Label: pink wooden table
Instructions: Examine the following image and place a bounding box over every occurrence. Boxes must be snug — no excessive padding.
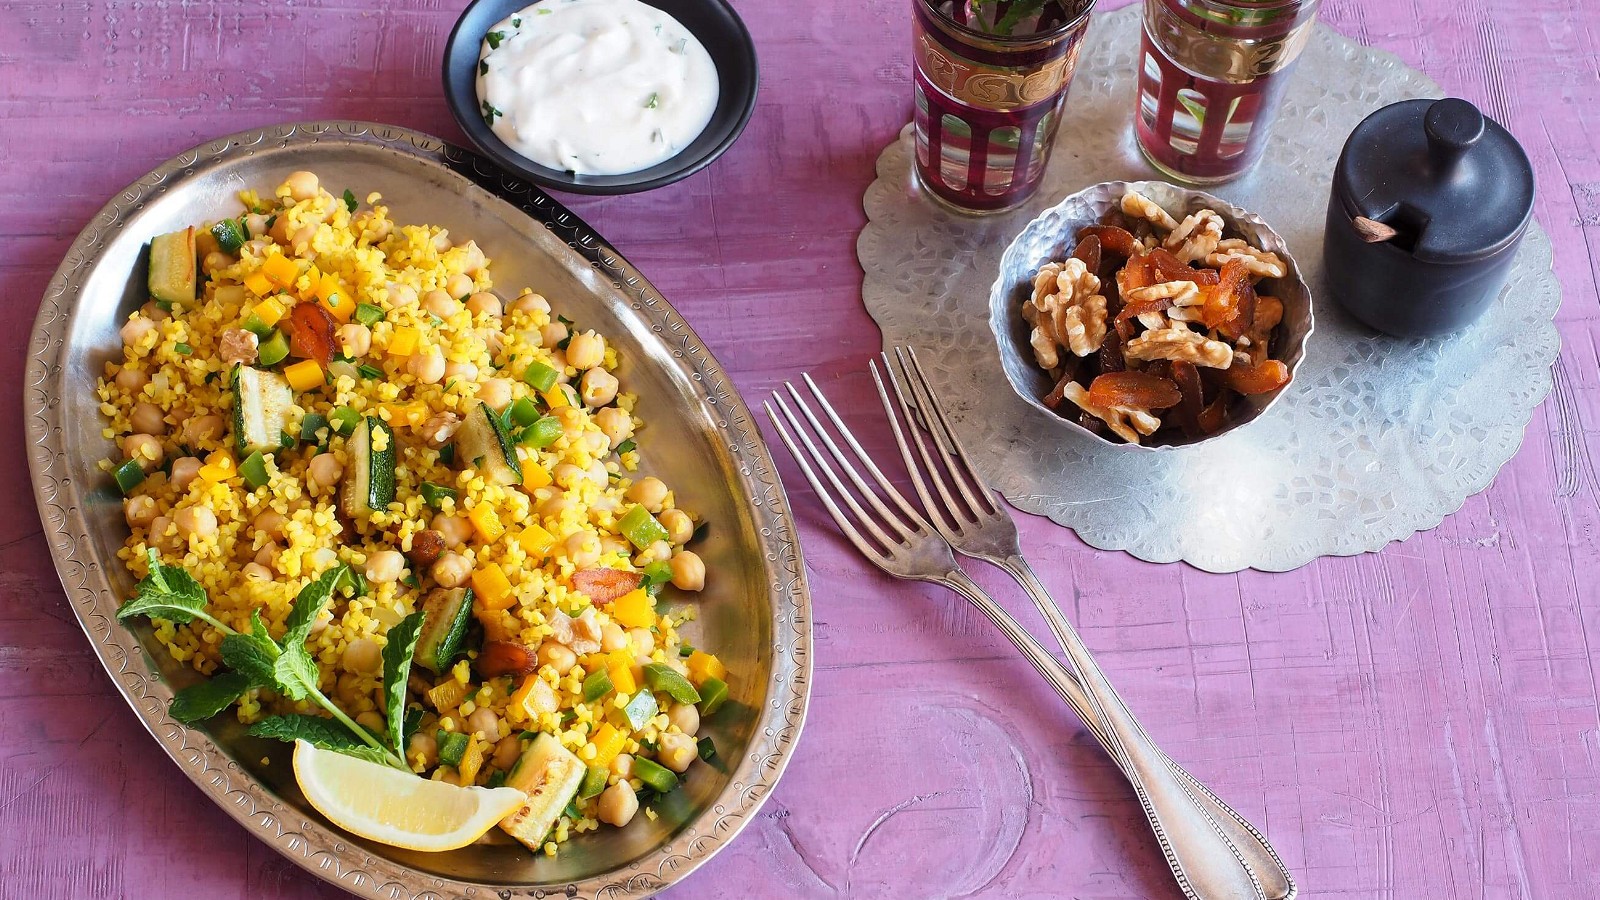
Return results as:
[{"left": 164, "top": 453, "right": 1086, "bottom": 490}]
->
[{"left": 4, "top": 0, "right": 1599, "bottom": 896}]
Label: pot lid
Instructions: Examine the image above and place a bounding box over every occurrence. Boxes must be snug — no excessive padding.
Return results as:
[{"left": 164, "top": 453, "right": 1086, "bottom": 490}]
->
[{"left": 1333, "top": 98, "right": 1533, "bottom": 264}]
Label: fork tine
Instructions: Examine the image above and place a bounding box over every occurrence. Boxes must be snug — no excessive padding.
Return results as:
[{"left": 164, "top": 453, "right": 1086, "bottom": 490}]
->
[
  {"left": 768, "top": 390, "right": 901, "bottom": 554},
  {"left": 763, "top": 401, "right": 893, "bottom": 565},
  {"left": 877, "top": 352, "right": 979, "bottom": 533},
  {"left": 794, "top": 373, "right": 928, "bottom": 531},
  {"left": 868, "top": 356, "right": 961, "bottom": 537},
  {"left": 895, "top": 346, "right": 1000, "bottom": 516}
]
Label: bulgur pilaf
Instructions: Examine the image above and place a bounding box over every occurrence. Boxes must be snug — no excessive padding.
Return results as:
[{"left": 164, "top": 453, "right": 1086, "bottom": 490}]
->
[{"left": 100, "top": 170, "right": 729, "bottom": 852}]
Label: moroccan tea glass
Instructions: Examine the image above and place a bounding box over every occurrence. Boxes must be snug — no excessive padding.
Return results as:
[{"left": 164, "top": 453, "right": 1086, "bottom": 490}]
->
[
  {"left": 1135, "top": 0, "right": 1321, "bottom": 184},
  {"left": 912, "top": 0, "right": 1096, "bottom": 214}
]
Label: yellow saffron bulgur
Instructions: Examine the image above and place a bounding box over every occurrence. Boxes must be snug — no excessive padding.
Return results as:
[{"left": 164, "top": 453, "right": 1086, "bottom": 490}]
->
[{"left": 98, "top": 171, "right": 721, "bottom": 845}]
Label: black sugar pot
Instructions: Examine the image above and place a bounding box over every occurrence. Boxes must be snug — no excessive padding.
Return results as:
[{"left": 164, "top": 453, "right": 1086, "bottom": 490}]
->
[{"left": 1324, "top": 97, "right": 1534, "bottom": 338}]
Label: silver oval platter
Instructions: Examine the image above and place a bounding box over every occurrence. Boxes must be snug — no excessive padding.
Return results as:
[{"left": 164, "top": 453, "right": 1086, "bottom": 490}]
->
[{"left": 23, "top": 121, "right": 811, "bottom": 898}]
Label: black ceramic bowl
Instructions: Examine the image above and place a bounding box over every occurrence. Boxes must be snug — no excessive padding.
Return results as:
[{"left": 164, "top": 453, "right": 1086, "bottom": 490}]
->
[{"left": 442, "top": 0, "right": 758, "bottom": 195}]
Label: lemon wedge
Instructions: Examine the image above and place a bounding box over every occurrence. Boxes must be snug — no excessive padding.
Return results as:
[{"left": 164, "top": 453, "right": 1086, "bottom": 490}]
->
[{"left": 292, "top": 740, "right": 526, "bottom": 852}]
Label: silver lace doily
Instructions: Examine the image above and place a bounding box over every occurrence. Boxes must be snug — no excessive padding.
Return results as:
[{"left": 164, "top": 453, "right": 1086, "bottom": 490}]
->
[{"left": 859, "top": 6, "right": 1562, "bottom": 572}]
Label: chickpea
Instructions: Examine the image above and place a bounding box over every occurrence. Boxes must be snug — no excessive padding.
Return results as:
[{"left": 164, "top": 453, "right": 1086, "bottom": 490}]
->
[
  {"left": 421, "top": 289, "right": 459, "bottom": 320},
  {"left": 537, "top": 641, "right": 578, "bottom": 675},
  {"left": 173, "top": 505, "right": 218, "bottom": 541},
  {"left": 365, "top": 550, "right": 405, "bottom": 583},
  {"left": 269, "top": 214, "right": 293, "bottom": 245},
  {"left": 657, "top": 732, "right": 698, "bottom": 773},
  {"left": 580, "top": 368, "right": 619, "bottom": 407},
  {"left": 253, "top": 545, "right": 277, "bottom": 568},
  {"left": 181, "top": 414, "right": 226, "bottom": 446},
  {"left": 129, "top": 401, "right": 165, "bottom": 435},
  {"left": 120, "top": 316, "right": 157, "bottom": 349},
  {"left": 337, "top": 323, "right": 372, "bottom": 358},
  {"left": 407, "top": 347, "right": 446, "bottom": 385},
  {"left": 459, "top": 240, "right": 486, "bottom": 274},
  {"left": 565, "top": 331, "right": 605, "bottom": 370},
  {"left": 599, "top": 534, "right": 630, "bottom": 557},
  {"left": 341, "top": 637, "right": 381, "bottom": 674},
  {"left": 169, "top": 456, "right": 202, "bottom": 494},
  {"left": 122, "top": 434, "right": 164, "bottom": 471},
  {"left": 638, "top": 540, "right": 672, "bottom": 565},
  {"left": 408, "top": 730, "right": 440, "bottom": 769},
  {"left": 554, "top": 406, "right": 585, "bottom": 439},
  {"left": 244, "top": 213, "right": 271, "bottom": 238},
  {"left": 537, "top": 491, "right": 570, "bottom": 519},
  {"left": 308, "top": 452, "right": 344, "bottom": 487},
  {"left": 565, "top": 531, "right": 601, "bottom": 567},
  {"left": 609, "top": 753, "right": 634, "bottom": 778},
  {"left": 290, "top": 225, "right": 317, "bottom": 255},
  {"left": 478, "top": 378, "right": 513, "bottom": 410},
  {"left": 597, "top": 781, "right": 639, "bottom": 827},
  {"left": 147, "top": 516, "right": 174, "bottom": 549},
  {"left": 243, "top": 562, "right": 274, "bottom": 582},
  {"left": 466, "top": 707, "right": 500, "bottom": 740},
  {"left": 670, "top": 550, "right": 706, "bottom": 592},
  {"left": 431, "top": 514, "right": 472, "bottom": 548},
  {"left": 202, "top": 251, "right": 233, "bottom": 274},
  {"left": 627, "top": 477, "right": 669, "bottom": 513},
  {"left": 586, "top": 460, "right": 608, "bottom": 487},
  {"left": 140, "top": 301, "right": 171, "bottom": 322},
  {"left": 510, "top": 291, "right": 550, "bottom": 316},
  {"left": 432, "top": 551, "right": 472, "bottom": 588},
  {"left": 124, "top": 495, "right": 159, "bottom": 528},
  {"left": 478, "top": 326, "right": 505, "bottom": 360},
  {"left": 444, "top": 273, "right": 474, "bottom": 301},
  {"left": 600, "top": 623, "right": 629, "bottom": 652},
  {"left": 387, "top": 282, "right": 418, "bottom": 307},
  {"left": 284, "top": 170, "right": 320, "bottom": 202},
  {"left": 667, "top": 702, "right": 700, "bottom": 736},
  {"left": 540, "top": 320, "right": 569, "bottom": 349},
  {"left": 552, "top": 463, "right": 589, "bottom": 491},
  {"left": 431, "top": 230, "right": 452, "bottom": 253},
  {"left": 254, "top": 510, "right": 288, "bottom": 542},
  {"left": 465, "top": 292, "right": 502, "bottom": 318},
  {"left": 492, "top": 734, "right": 522, "bottom": 770},
  {"left": 443, "top": 360, "right": 479, "bottom": 383},
  {"left": 595, "top": 407, "right": 635, "bottom": 448},
  {"left": 628, "top": 628, "right": 655, "bottom": 659},
  {"left": 355, "top": 212, "right": 392, "bottom": 242},
  {"left": 115, "top": 366, "right": 150, "bottom": 393},
  {"left": 660, "top": 508, "right": 694, "bottom": 545}
]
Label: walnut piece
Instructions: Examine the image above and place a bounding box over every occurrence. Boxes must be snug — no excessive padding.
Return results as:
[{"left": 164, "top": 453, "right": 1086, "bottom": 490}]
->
[
  {"left": 1126, "top": 280, "right": 1201, "bottom": 307},
  {"left": 218, "top": 328, "right": 259, "bottom": 366},
  {"left": 1124, "top": 326, "right": 1234, "bottom": 369},
  {"left": 1120, "top": 190, "right": 1178, "bottom": 232},
  {"left": 1059, "top": 382, "right": 1162, "bottom": 445},
  {"left": 418, "top": 410, "right": 462, "bottom": 449},
  {"left": 1023, "top": 257, "right": 1106, "bottom": 369},
  {"left": 1164, "top": 209, "right": 1224, "bottom": 264},
  {"left": 1206, "top": 239, "right": 1287, "bottom": 279}
]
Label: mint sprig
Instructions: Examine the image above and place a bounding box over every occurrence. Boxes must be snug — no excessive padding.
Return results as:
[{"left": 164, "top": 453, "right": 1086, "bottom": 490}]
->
[
  {"left": 380, "top": 611, "right": 426, "bottom": 756},
  {"left": 248, "top": 715, "right": 392, "bottom": 766},
  {"left": 169, "top": 672, "right": 252, "bottom": 723}
]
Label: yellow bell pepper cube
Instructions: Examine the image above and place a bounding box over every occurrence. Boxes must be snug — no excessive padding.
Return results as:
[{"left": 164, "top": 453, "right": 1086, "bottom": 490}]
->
[
  {"left": 261, "top": 253, "right": 298, "bottom": 288},
  {"left": 197, "top": 450, "right": 235, "bottom": 483},
  {"left": 471, "top": 562, "right": 514, "bottom": 610},
  {"left": 509, "top": 674, "right": 557, "bottom": 722},
  {"left": 243, "top": 271, "right": 274, "bottom": 298},
  {"left": 517, "top": 524, "right": 557, "bottom": 558},
  {"left": 686, "top": 650, "right": 726, "bottom": 686},
  {"left": 427, "top": 678, "right": 468, "bottom": 711},
  {"left": 283, "top": 359, "right": 325, "bottom": 392},
  {"left": 315, "top": 273, "right": 354, "bottom": 323},
  {"left": 467, "top": 503, "right": 505, "bottom": 543},
  {"left": 387, "top": 325, "right": 419, "bottom": 357},
  {"left": 542, "top": 387, "right": 569, "bottom": 410},
  {"left": 252, "top": 296, "right": 287, "bottom": 327},
  {"left": 297, "top": 266, "right": 322, "bottom": 301},
  {"left": 589, "top": 723, "right": 627, "bottom": 768},
  {"left": 610, "top": 588, "right": 655, "bottom": 629},
  {"left": 603, "top": 650, "right": 641, "bottom": 695},
  {"left": 520, "top": 461, "right": 552, "bottom": 490}
]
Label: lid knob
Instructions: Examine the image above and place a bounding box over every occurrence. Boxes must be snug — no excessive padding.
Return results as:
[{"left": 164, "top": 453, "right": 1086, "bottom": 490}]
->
[{"left": 1423, "top": 98, "right": 1485, "bottom": 171}]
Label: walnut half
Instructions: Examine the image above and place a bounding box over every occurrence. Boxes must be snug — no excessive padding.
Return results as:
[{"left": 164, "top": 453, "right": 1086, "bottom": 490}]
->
[
  {"left": 1023, "top": 257, "right": 1107, "bottom": 369},
  {"left": 1124, "top": 326, "right": 1234, "bottom": 369},
  {"left": 1059, "top": 382, "right": 1162, "bottom": 445}
]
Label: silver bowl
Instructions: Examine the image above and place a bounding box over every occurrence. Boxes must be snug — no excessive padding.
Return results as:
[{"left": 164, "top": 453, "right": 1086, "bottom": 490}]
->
[{"left": 988, "top": 180, "right": 1315, "bottom": 450}]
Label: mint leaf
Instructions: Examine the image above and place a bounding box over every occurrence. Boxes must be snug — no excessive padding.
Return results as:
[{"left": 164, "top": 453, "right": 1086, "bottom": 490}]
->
[
  {"left": 380, "top": 611, "right": 426, "bottom": 754},
  {"left": 273, "top": 644, "right": 321, "bottom": 701},
  {"left": 118, "top": 548, "right": 209, "bottom": 624},
  {"left": 220, "top": 611, "right": 281, "bottom": 689},
  {"left": 168, "top": 672, "right": 251, "bottom": 723},
  {"left": 283, "top": 564, "right": 348, "bottom": 648},
  {"left": 248, "top": 714, "right": 390, "bottom": 765}
]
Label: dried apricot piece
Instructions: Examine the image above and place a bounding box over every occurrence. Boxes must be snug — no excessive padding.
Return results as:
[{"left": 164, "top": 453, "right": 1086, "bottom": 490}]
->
[
  {"left": 1071, "top": 233, "right": 1102, "bottom": 274},
  {"left": 1200, "top": 259, "right": 1250, "bottom": 332},
  {"left": 1222, "top": 359, "right": 1290, "bottom": 395},
  {"left": 286, "top": 300, "right": 337, "bottom": 367},
  {"left": 1088, "top": 372, "right": 1181, "bottom": 410},
  {"left": 1042, "top": 358, "right": 1083, "bottom": 409},
  {"left": 1171, "top": 360, "right": 1204, "bottom": 437},
  {"left": 1077, "top": 224, "right": 1139, "bottom": 258},
  {"left": 1198, "top": 395, "right": 1229, "bottom": 433},
  {"left": 1148, "top": 248, "right": 1220, "bottom": 286},
  {"left": 1116, "top": 252, "right": 1156, "bottom": 300},
  {"left": 1115, "top": 294, "right": 1174, "bottom": 325}
]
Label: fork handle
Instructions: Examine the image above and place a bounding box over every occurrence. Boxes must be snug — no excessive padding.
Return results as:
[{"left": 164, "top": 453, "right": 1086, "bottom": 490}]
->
[
  {"left": 939, "top": 568, "right": 1293, "bottom": 900},
  {"left": 958, "top": 560, "right": 1268, "bottom": 900}
]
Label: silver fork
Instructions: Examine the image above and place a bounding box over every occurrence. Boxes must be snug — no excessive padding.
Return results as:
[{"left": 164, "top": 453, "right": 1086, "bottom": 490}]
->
[
  {"left": 873, "top": 347, "right": 1295, "bottom": 900},
  {"left": 765, "top": 372, "right": 1289, "bottom": 900}
]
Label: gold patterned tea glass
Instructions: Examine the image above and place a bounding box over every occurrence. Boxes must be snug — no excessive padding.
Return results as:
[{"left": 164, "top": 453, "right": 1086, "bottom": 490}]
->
[{"left": 912, "top": 0, "right": 1096, "bottom": 214}]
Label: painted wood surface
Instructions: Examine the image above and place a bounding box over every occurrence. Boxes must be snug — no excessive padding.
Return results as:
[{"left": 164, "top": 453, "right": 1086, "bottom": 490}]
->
[{"left": 3, "top": 0, "right": 1599, "bottom": 897}]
